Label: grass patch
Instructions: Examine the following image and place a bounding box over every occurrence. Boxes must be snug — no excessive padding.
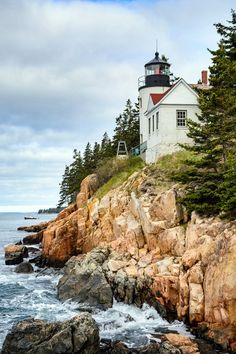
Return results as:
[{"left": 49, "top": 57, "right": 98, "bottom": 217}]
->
[
  {"left": 142, "top": 150, "right": 200, "bottom": 194},
  {"left": 95, "top": 156, "right": 145, "bottom": 200},
  {"left": 149, "top": 150, "right": 199, "bottom": 177}
]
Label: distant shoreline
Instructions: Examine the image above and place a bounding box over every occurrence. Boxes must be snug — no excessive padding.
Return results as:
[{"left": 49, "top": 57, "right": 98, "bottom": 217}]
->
[{"left": 38, "top": 207, "right": 64, "bottom": 214}]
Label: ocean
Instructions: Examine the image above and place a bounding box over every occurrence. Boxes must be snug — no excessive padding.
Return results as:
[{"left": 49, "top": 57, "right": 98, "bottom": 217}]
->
[{"left": 0, "top": 212, "right": 192, "bottom": 349}]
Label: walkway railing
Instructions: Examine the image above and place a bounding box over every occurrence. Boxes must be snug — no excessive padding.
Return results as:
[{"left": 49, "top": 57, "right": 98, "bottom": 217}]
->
[
  {"left": 138, "top": 76, "right": 145, "bottom": 88},
  {"left": 130, "top": 141, "right": 147, "bottom": 156}
]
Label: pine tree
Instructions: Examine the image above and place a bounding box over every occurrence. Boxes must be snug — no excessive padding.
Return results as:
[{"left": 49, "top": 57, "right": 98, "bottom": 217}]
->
[
  {"left": 83, "top": 142, "right": 93, "bottom": 174},
  {"left": 176, "top": 11, "right": 236, "bottom": 218},
  {"left": 113, "top": 99, "right": 139, "bottom": 152},
  {"left": 100, "top": 132, "right": 114, "bottom": 159},
  {"left": 91, "top": 142, "right": 101, "bottom": 169},
  {"left": 68, "top": 149, "right": 85, "bottom": 201},
  {"left": 57, "top": 165, "right": 70, "bottom": 207}
]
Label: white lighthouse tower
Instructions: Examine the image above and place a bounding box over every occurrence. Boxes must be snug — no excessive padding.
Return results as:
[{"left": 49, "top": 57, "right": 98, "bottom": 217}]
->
[{"left": 138, "top": 52, "right": 172, "bottom": 147}]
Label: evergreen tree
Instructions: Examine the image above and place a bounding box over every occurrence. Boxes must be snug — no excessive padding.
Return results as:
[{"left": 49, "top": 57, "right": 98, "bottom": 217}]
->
[
  {"left": 69, "top": 149, "right": 85, "bottom": 201},
  {"left": 176, "top": 11, "right": 236, "bottom": 218},
  {"left": 91, "top": 142, "right": 101, "bottom": 169},
  {"left": 83, "top": 142, "right": 94, "bottom": 174},
  {"left": 113, "top": 99, "right": 139, "bottom": 152},
  {"left": 57, "top": 165, "right": 70, "bottom": 207},
  {"left": 57, "top": 150, "right": 86, "bottom": 206},
  {"left": 100, "top": 132, "right": 114, "bottom": 159}
]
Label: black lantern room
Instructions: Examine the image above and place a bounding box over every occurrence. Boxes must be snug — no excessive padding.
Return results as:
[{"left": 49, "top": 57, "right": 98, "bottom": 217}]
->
[{"left": 139, "top": 52, "right": 171, "bottom": 89}]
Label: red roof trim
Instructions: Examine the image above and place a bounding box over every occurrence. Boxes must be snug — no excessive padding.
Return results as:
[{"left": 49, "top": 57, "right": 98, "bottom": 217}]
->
[
  {"left": 150, "top": 93, "right": 165, "bottom": 105},
  {"left": 150, "top": 84, "right": 176, "bottom": 105}
]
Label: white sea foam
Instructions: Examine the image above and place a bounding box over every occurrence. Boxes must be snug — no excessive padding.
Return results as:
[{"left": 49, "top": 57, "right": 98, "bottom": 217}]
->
[{"left": 93, "top": 300, "right": 193, "bottom": 347}]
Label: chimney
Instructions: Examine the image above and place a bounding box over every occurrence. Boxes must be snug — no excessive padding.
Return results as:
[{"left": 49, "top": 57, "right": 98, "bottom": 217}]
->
[{"left": 201, "top": 70, "right": 208, "bottom": 85}]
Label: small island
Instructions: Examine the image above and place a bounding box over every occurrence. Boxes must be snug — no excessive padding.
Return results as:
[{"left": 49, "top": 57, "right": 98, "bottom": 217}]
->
[{"left": 38, "top": 207, "right": 64, "bottom": 214}]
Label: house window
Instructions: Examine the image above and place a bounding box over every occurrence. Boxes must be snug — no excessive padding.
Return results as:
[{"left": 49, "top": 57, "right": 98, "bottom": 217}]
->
[
  {"left": 148, "top": 118, "right": 151, "bottom": 135},
  {"left": 156, "top": 112, "right": 159, "bottom": 130},
  {"left": 152, "top": 115, "right": 155, "bottom": 132},
  {"left": 177, "top": 110, "right": 187, "bottom": 127}
]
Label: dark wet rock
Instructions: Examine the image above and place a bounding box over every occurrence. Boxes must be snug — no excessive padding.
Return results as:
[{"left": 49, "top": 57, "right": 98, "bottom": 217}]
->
[
  {"left": 58, "top": 248, "right": 113, "bottom": 310},
  {"left": 29, "top": 255, "right": 43, "bottom": 265},
  {"left": 17, "top": 221, "right": 49, "bottom": 233},
  {"left": 35, "top": 267, "right": 64, "bottom": 278},
  {"left": 27, "top": 246, "right": 40, "bottom": 253},
  {"left": 1, "top": 312, "right": 99, "bottom": 354},
  {"left": 98, "top": 340, "right": 161, "bottom": 353},
  {"left": 15, "top": 262, "right": 34, "bottom": 273},
  {"left": 5, "top": 253, "right": 23, "bottom": 265},
  {"left": 23, "top": 231, "right": 43, "bottom": 244},
  {"left": 159, "top": 342, "right": 181, "bottom": 354},
  {"left": 57, "top": 247, "right": 159, "bottom": 314},
  {"left": 4, "top": 245, "right": 28, "bottom": 265},
  {"left": 15, "top": 240, "right": 22, "bottom": 245}
]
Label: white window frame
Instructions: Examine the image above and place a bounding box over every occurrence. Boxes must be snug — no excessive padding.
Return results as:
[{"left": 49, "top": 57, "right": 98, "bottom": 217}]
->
[
  {"left": 176, "top": 110, "right": 187, "bottom": 128},
  {"left": 152, "top": 115, "right": 155, "bottom": 132}
]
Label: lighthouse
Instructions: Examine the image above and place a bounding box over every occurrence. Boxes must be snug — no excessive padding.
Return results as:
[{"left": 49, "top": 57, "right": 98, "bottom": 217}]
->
[
  {"left": 138, "top": 52, "right": 172, "bottom": 146},
  {"left": 138, "top": 52, "right": 200, "bottom": 163}
]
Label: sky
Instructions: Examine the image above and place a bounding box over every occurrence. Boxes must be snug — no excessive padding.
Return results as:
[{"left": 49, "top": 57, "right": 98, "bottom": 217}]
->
[{"left": 0, "top": 0, "right": 234, "bottom": 212}]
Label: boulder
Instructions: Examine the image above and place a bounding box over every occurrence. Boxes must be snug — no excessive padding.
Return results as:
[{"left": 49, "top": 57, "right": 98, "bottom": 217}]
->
[
  {"left": 17, "top": 221, "right": 50, "bottom": 233},
  {"left": 76, "top": 174, "right": 99, "bottom": 209},
  {"left": 161, "top": 333, "right": 200, "bottom": 354},
  {"left": 5, "top": 245, "right": 28, "bottom": 265},
  {"left": 58, "top": 248, "right": 113, "bottom": 309},
  {"left": 107, "top": 260, "right": 128, "bottom": 272},
  {"left": 1, "top": 312, "right": 99, "bottom": 354},
  {"left": 23, "top": 231, "right": 43, "bottom": 245},
  {"left": 15, "top": 262, "right": 34, "bottom": 273},
  {"left": 148, "top": 188, "right": 185, "bottom": 227},
  {"left": 98, "top": 340, "right": 160, "bottom": 353}
]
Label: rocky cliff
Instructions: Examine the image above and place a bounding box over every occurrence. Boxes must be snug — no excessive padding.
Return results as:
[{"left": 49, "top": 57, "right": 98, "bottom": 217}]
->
[{"left": 42, "top": 167, "right": 236, "bottom": 351}]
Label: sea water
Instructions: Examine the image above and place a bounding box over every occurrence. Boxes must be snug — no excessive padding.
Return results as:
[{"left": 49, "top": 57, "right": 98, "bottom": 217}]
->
[{"left": 0, "top": 212, "right": 192, "bottom": 349}]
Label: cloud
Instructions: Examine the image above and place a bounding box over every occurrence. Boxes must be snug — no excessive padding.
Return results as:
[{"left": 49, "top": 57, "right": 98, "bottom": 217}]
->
[{"left": 0, "top": 0, "right": 234, "bottom": 211}]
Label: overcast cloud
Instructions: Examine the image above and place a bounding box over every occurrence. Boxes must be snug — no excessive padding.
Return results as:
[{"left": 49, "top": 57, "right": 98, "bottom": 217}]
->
[{"left": 0, "top": 0, "right": 234, "bottom": 211}]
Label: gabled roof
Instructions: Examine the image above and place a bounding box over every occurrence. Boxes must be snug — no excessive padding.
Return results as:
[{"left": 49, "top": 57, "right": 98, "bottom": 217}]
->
[
  {"left": 147, "top": 78, "right": 198, "bottom": 114},
  {"left": 150, "top": 84, "right": 175, "bottom": 105}
]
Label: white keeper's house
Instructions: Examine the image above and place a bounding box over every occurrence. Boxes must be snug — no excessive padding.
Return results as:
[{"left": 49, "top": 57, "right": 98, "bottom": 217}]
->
[{"left": 137, "top": 51, "right": 208, "bottom": 163}]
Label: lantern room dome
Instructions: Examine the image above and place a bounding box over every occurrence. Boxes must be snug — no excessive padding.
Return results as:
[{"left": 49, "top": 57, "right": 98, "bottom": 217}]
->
[{"left": 144, "top": 52, "right": 170, "bottom": 68}]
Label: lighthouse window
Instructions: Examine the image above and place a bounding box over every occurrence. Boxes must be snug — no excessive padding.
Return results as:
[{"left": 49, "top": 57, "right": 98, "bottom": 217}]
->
[
  {"left": 152, "top": 115, "right": 155, "bottom": 132},
  {"left": 177, "top": 110, "right": 187, "bottom": 127},
  {"left": 156, "top": 112, "right": 159, "bottom": 130},
  {"left": 148, "top": 118, "right": 151, "bottom": 135}
]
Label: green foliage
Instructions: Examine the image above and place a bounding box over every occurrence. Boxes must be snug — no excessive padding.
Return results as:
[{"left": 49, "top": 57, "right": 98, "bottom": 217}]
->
[
  {"left": 58, "top": 99, "right": 140, "bottom": 206},
  {"left": 38, "top": 207, "right": 64, "bottom": 214},
  {"left": 176, "top": 11, "right": 236, "bottom": 218},
  {"left": 113, "top": 99, "right": 139, "bottom": 152},
  {"left": 95, "top": 156, "right": 145, "bottom": 200}
]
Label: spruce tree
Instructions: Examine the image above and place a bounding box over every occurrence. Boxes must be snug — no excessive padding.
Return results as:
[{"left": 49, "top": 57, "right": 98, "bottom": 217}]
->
[
  {"left": 177, "top": 10, "right": 236, "bottom": 218},
  {"left": 57, "top": 165, "right": 70, "bottom": 207},
  {"left": 68, "top": 149, "right": 85, "bottom": 201},
  {"left": 113, "top": 99, "right": 139, "bottom": 152},
  {"left": 83, "top": 142, "right": 94, "bottom": 174},
  {"left": 91, "top": 142, "right": 101, "bottom": 169},
  {"left": 100, "top": 132, "right": 114, "bottom": 159}
]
